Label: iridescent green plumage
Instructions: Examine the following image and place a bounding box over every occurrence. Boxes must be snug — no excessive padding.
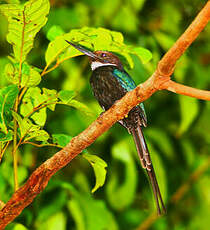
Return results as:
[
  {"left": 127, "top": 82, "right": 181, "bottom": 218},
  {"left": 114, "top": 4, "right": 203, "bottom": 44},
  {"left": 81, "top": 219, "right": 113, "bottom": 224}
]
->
[{"left": 113, "top": 68, "right": 147, "bottom": 119}]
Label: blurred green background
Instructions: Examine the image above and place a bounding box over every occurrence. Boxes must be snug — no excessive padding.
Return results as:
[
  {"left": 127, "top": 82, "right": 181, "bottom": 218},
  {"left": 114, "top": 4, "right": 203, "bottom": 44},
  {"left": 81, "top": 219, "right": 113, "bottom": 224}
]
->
[{"left": 0, "top": 0, "right": 210, "bottom": 229}]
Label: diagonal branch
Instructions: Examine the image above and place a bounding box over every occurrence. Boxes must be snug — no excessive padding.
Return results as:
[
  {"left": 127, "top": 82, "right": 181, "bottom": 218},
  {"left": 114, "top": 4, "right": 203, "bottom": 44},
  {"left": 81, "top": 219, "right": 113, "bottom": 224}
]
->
[{"left": 0, "top": 1, "right": 210, "bottom": 228}]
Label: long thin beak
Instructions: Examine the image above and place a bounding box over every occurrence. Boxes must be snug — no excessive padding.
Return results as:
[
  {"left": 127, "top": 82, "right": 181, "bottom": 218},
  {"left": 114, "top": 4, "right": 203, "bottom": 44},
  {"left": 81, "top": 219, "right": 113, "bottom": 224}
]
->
[{"left": 65, "top": 40, "right": 102, "bottom": 61}]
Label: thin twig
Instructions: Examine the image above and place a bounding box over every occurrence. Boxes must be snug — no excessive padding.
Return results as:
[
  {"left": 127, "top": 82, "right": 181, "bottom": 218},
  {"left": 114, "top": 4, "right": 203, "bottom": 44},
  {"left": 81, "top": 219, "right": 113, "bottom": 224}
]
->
[
  {"left": 163, "top": 80, "right": 210, "bottom": 100},
  {"left": 0, "top": 141, "right": 10, "bottom": 163},
  {"left": 12, "top": 7, "right": 27, "bottom": 192},
  {"left": 13, "top": 99, "right": 19, "bottom": 192},
  {"left": 24, "top": 101, "right": 56, "bottom": 118},
  {"left": 18, "top": 9, "right": 26, "bottom": 88},
  {"left": 41, "top": 60, "right": 59, "bottom": 76},
  {"left": 22, "top": 141, "right": 62, "bottom": 149},
  {"left": 18, "top": 87, "right": 27, "bottom": 102}
]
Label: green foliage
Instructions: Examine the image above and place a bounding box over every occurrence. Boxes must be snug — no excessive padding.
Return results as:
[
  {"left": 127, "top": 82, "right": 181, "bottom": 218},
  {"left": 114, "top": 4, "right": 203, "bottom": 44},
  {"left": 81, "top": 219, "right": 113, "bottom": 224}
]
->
[
  {"left": 6, "top": 223, "right": 28, "bottom": 230},
  {"left": 5, "top": 63, "right": 41, "bottom": 87},
  {"left": 106, "top": 140, "right": 137, "bottom": 210},
  {"left": 12, "top": 111, "right": 49, "bottom": 142},
  {"left": 0, "top": 85, "right": 18, "bottom": 133},
  {"left": 52, "top": 134, "right": 72, "bottom": 147},
  {"left": 0, "top": 0, "right": 210, "bottom": 229},
  {"left": 67, "top": 188, "right": 118, "bottom": 230},
  {"left": 39, "top": 212, "right": 66, "bottom": 230},
  {"left": 0, "top": 130, "right": 13, "bottom": 143},
  {"left": 178, "top": 95, "right": 199, "bottom": 135},
  {"left": 58, "top": 90, "right": 75, "bottom": 103},
  {"left": 46, "top": 25, "right": 65, "bottom": 41},
  {"left": 0, "top": 0, "right": 50, "bottom": 62},
  {"left": 45, "top": 27, "right": 152, "bottom": 70},
  {"left": 82, "top": 152, "right": 107, "bottom": 193}
]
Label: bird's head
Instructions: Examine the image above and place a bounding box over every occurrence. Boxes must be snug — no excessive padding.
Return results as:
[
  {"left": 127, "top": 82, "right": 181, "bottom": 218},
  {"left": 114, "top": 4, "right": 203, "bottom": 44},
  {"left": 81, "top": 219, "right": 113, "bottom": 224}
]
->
[{"left": 66, "top": 40, "right": 123, "bottom": 70}]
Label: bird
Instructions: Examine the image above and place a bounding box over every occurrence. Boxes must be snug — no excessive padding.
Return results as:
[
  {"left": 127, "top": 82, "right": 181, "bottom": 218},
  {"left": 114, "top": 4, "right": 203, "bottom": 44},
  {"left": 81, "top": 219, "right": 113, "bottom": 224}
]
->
[{"left": 66, "top": 40, "right": 166, "bottom": 214}]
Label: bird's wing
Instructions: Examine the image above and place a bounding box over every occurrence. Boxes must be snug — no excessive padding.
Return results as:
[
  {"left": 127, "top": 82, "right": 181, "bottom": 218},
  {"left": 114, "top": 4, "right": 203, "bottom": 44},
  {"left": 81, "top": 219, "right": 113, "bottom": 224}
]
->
[
  {"left": 113, "top": 68, "right": 147, "bottom": 126},
  {"left": 113, "top": 68, "right": 136, "bottom": 91}
]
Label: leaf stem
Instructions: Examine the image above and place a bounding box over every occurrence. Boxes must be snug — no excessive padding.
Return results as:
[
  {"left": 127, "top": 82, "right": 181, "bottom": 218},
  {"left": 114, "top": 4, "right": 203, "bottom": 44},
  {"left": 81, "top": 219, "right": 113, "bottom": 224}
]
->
[
  {"left": 41, "top": 60, "right": 59, "bottom": 76},
  {"left": 22, "top": 141, "right": 62, "bottom": 149},
  {"left": 41, "top": 54, "right": 80, "bottom": 77},
  {"left": 13, "top": 99, "right": 19, "bottom": 191},
  {"left": 18, "top": 9, "right": 26, "bottom": 89},
  {"left": 0, "top": 141, "right": 10, "bottom": 163},
  {"left": 18, "top": 87, "right": 27, "bottom": 102},
  {"left": 11, "top": 7, "right": 27, "bottom": 192},
  {"left": 25, "top": 101, "right": 57, "bottom": 118}
]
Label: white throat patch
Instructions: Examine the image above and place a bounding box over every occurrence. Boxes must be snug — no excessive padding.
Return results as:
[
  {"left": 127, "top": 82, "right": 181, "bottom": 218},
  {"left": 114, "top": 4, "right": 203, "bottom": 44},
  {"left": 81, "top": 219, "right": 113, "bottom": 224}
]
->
[{"left": 91, "top": 62, "right": 117, "bottom": 71}]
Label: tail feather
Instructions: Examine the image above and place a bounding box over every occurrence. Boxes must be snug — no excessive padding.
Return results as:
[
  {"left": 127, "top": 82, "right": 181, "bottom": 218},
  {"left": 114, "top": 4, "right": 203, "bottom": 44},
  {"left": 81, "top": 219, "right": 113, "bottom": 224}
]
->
[{"left": 131, "top": 125, "right": 166, "bottom": 215}]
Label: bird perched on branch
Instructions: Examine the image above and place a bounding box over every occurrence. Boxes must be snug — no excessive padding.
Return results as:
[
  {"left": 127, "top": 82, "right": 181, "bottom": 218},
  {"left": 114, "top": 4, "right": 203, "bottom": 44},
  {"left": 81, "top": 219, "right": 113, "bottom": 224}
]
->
[{"left": 66, "top": 40, "right": 166, "bottom": 214}]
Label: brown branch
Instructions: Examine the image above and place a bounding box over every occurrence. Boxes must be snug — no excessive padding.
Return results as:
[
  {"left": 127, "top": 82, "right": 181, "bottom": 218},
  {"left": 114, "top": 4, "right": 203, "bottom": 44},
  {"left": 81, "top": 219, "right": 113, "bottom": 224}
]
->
[
  {"left": 0, "top": 1, "right": 210, "bottom": 228},
  {"left": 163, "top": 80, "right": 210, "bottom": 100}
]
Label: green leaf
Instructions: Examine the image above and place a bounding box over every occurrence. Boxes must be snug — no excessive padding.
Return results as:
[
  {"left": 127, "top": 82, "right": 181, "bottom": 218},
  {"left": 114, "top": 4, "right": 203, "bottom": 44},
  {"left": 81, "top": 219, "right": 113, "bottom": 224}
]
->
[
  {"left": 20, "top": 87, "right": 47, "bottom": 126},
  {"left": 67, "top": 192, "right": 119, "bottom": 230},
  {"left": 38, "top": 212, "right": 66, "bottom": 230},
  {"left": 145, "top": 128, "right": 174, "bottom": 160},
  {"left": 154, "top": 31, "right": 175, "bottom": 51},
  {"left": 0, "top": 84, "right": 18, "bottom": 133},
  {"left": 0, "top": 130, "right": 13, "bottom": 143},
  {"left": 47, "top": 25, "right": 65, "bottom": 41},
  {"left": 52, "top": 134, "right": 72, "bottom": 147},
  {"left": 0, "top": 0, "right": 50, "bottom": 62},
  {"left": 178, "top": 96, "right": 199, "bottom": 135},
  {"left": 45, "top": 27, "right": 152, "bottom": 70},
  {"left": 26, "top": 129, "right": 49, "bottom": 142},
  {"left": 58, "top": 90, "right": 76, "bottom": 103},
  {"left": 0, "top": 58, "right": 11, "bottom": 87},
  {"left": 42, "top": 88, "right": 58, "bottom": 111},
  {"left": 180, "top": 139, "right": 196, "bottom": 166},
  {"left": 68, "top": 199, "right": 86, "bottom": 230},
  {"left": 82, "top": 153, "right": 107, "bottom": 193},
  {"left": 36, "top": 188, "right": 68, "bottom": 224},
  {"left": 68, "top": 100, "right": 94, "bottom": 116},
  {"left": 5, "top": 63, "right": 41, "bottom": 87},
  {"left": 106, "top": 140, "right": 137, "bottom": 210},
  {"left": 4, "top": 63, "right": 18, "bottom": 85},
  {"left": 12, "top": 111, "right": 29, "bottom": 138},
  {"left": 131, "top": 47, "right": 153, "bottom": 64},
  {"left": 1, "top": 161, "right": 28, "bottom": 187},
  {"left": 18, "top": 165, "right": 28, "bottom": 184},
  {"left": 21, "top": 64, "right": 41, "bottom": 87},
  {"left": 58, "top": 90, "right": 93, "bottom": 116},
  {"left": 13, "top": 223, "right": 28, "bottom": 230},
  {"left": 131, "top": 0, "right": 146, "bottom": 11},
  {"left": 12, "top": 111, "right": 49, "bottom": 142}
]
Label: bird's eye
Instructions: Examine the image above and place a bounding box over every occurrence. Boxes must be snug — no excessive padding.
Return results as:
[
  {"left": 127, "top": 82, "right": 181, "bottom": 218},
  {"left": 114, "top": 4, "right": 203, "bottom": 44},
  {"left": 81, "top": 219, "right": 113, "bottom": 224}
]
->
[{"left": 101, "top": 53, "right": 107, "bottom": 57}]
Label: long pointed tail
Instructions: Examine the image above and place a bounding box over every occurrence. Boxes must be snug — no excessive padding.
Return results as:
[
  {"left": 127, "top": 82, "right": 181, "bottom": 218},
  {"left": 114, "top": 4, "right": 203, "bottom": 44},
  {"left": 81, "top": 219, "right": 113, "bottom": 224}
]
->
[{"left": 131, "top": 125, "right": 166, "bottom": 215}]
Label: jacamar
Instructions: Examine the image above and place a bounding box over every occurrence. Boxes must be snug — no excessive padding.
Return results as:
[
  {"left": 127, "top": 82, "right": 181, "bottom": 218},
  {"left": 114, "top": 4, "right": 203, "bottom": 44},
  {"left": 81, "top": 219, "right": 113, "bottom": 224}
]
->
[{"left": 66, "top": 40, "right": 166, "bottom": 214}]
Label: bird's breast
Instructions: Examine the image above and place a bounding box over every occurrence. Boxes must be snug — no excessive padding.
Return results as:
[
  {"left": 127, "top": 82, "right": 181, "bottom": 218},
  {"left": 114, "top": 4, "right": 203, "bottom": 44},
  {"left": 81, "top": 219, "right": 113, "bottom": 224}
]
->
[{"left": 90, "top": 66, "right": 127, "bottom": 110}]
